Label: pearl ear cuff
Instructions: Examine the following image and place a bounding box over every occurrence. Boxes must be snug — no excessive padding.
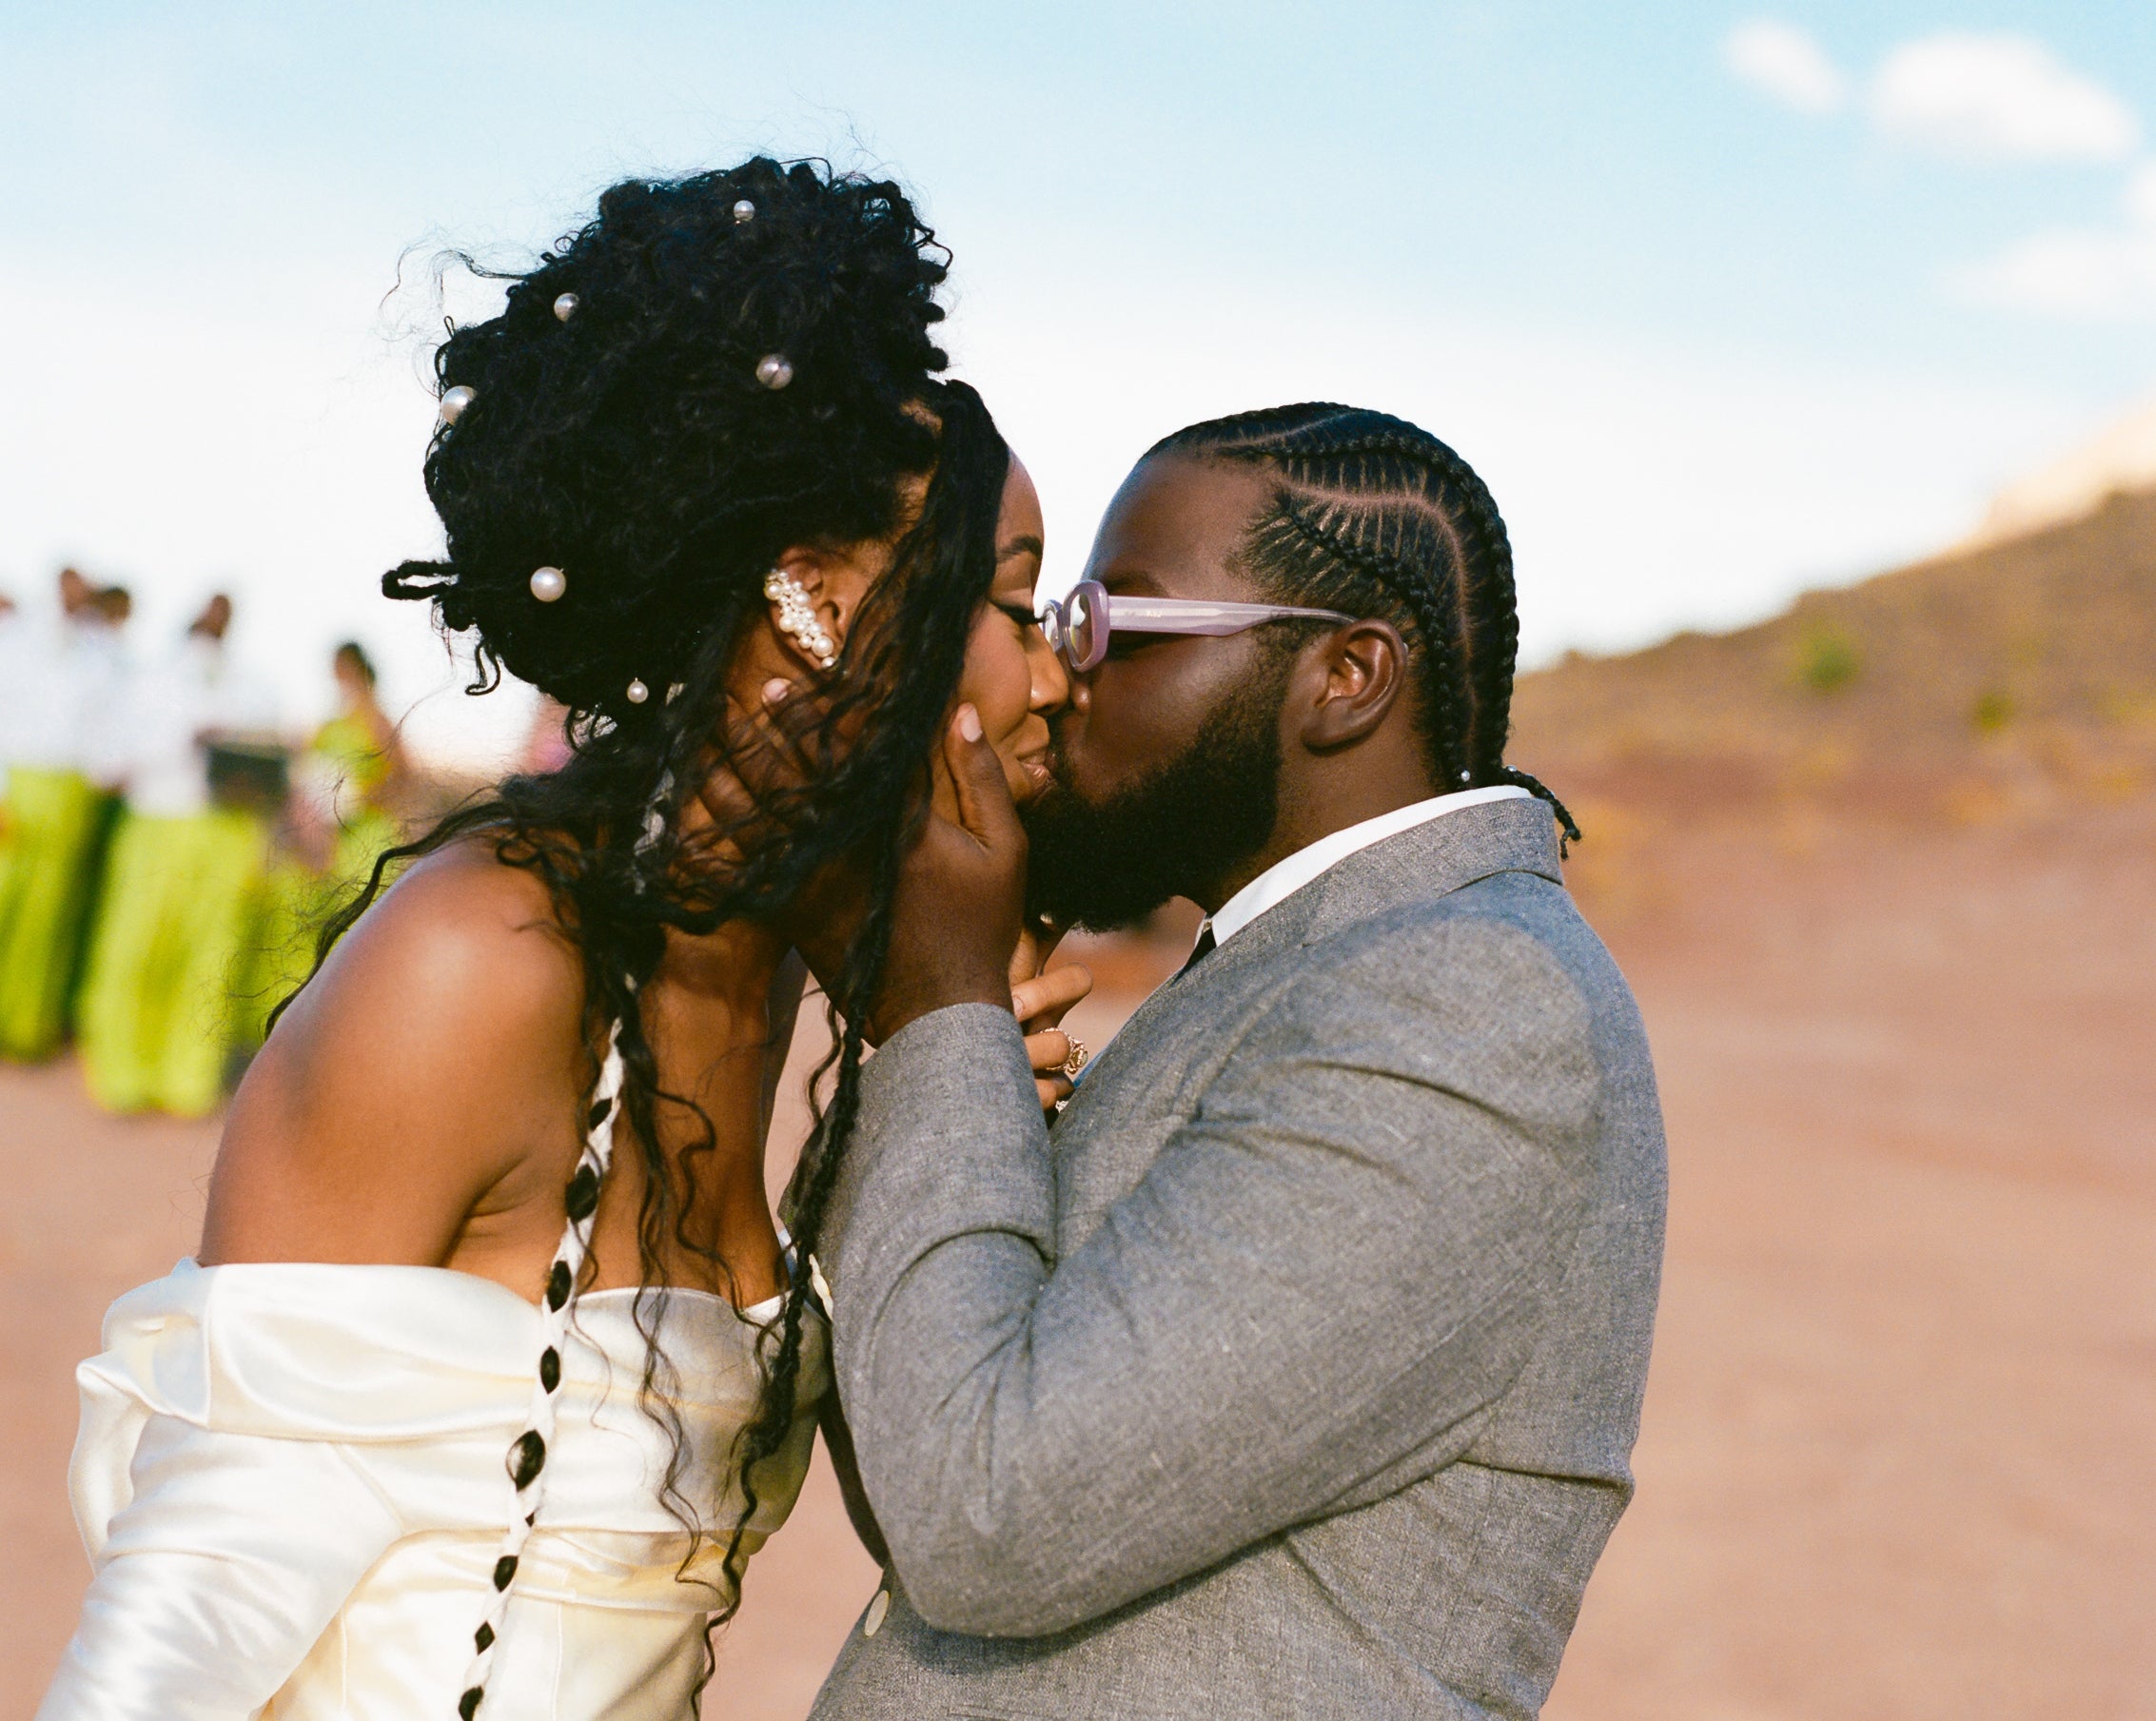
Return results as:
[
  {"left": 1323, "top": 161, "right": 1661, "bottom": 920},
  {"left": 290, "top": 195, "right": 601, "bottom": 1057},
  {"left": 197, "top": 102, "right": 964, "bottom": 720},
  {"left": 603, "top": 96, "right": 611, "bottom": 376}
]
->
[{"left": 764, "top": 568, "right": 837, "bottom": 668}]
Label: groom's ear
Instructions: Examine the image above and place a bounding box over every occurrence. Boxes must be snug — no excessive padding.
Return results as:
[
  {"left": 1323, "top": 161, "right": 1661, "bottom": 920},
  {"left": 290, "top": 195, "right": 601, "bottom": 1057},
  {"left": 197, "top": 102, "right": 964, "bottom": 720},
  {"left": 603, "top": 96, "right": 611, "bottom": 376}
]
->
[{"left": 1295, "top": 620, "right": 1409, "bottom": 752}]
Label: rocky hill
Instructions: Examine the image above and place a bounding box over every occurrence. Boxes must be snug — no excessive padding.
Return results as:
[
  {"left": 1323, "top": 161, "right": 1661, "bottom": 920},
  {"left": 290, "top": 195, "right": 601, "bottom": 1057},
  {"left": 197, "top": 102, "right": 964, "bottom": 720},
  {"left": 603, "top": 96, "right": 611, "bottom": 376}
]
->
[{"left": 1510, "top": 483, "right": 2156, "bottom": 831}]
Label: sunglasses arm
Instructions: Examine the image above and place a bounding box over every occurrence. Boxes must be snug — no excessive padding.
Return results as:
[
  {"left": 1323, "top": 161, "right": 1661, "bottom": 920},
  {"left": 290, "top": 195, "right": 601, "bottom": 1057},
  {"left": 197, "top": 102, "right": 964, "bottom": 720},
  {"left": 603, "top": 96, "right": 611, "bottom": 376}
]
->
[{"left": 1102, "top": 596, "right": 1356, "bottom": 636}]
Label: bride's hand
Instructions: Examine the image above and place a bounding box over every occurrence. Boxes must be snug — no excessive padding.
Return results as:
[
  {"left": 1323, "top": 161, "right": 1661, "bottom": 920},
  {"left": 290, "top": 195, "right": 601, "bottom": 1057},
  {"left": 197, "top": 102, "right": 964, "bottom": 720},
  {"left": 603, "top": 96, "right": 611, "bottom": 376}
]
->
[
  {"left": 698, "top": 677, "right": 873, "bottom": 1003},
  {"left": 1010, "top": 918, "right": 1091, "bottom": 1112}
]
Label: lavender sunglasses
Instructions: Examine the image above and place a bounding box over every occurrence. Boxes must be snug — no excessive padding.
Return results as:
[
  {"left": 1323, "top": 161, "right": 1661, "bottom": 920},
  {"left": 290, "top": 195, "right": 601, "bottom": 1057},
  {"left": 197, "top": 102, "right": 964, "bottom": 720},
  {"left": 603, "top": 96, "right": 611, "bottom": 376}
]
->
[{"left": 1038, "top": 579, "right": 1356, "bottom": 674}]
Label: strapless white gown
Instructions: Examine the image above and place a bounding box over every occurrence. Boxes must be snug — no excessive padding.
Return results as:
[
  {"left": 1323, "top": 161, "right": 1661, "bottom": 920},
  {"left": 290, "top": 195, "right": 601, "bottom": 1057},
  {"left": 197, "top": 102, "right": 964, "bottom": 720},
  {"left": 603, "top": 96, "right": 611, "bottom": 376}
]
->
[{"left": 36, "top": 1259, "right": 825, "bottom": 1721}]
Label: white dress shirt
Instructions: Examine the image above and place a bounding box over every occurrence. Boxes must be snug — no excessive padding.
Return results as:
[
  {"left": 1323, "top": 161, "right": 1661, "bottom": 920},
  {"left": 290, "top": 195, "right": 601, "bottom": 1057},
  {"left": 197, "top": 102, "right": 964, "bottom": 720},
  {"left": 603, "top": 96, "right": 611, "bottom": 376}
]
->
[{"left": 1197, "top": 784, "right": 1532, "bottom": 955}]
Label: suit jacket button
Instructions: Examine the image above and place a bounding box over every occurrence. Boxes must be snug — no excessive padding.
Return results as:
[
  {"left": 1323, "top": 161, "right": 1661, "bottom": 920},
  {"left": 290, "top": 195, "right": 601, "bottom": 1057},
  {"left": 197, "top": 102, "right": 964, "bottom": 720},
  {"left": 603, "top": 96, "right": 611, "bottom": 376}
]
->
[{"left": 862, "top": 1589, "right": 891, "bottom": 1637}]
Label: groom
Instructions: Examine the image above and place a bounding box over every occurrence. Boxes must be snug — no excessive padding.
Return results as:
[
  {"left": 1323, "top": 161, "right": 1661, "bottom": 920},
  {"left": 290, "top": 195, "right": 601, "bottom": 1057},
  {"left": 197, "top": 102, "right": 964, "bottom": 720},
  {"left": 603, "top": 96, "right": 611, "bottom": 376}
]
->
[{"left": 811, "top": 404, "right": 1666, "bottom": 1719}]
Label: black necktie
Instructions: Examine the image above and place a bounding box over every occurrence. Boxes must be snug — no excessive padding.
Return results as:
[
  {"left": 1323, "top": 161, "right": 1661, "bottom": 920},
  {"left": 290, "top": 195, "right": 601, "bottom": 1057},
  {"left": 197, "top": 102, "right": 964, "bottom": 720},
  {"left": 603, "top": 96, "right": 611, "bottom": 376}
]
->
[{"left": 1176, "top": 924, "right": 1216, "bottom": 979}]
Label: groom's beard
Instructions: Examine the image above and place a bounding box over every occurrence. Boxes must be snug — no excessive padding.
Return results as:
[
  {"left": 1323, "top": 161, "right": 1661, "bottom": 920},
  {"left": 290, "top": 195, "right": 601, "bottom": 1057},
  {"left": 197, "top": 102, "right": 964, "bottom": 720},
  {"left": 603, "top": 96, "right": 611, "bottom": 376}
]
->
[{"left": 1022, "top": 660, "right": 1287, "bottom": 933}]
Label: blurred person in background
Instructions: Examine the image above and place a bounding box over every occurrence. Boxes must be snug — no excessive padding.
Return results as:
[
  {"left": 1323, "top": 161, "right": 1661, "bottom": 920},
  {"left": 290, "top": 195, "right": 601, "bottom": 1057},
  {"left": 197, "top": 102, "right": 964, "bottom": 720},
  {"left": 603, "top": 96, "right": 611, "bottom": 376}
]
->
[
  {"left": 245, "top": 639, "right": 414, "bottom": 1051},
  {"left": 0, "top": 584, "right": 20, "bottom": 777},
  {"left": 91, "top": 582, "right": 134, "bottom": 630},
  {"left": 306, "top": 638, "right": 410, "bottom": 886},
  {"left": 0, "top": 584, "right": 19, "bottom": 841},
  {"left": 73, "top": 592, "right": 282, "bottom": 1116},
  {"left": 0, "top": 567, "right": 132, "bottom": 1061}
]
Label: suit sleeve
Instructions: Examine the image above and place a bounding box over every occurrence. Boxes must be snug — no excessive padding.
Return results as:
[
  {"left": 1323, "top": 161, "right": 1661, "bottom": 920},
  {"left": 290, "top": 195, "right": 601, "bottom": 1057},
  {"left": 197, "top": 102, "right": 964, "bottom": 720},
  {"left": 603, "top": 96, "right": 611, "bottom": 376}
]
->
[
  {"left": 826, "top": 914, "right": 1598, "bottom": 1637},
  {"left": 36, "top": 1413, "right": 403, "bottom": 1720}
]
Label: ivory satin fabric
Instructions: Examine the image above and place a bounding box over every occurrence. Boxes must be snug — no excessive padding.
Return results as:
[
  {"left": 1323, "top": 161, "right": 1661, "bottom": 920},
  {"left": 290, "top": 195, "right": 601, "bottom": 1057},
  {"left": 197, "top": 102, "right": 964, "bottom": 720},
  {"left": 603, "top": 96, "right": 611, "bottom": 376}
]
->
[{"left": 37, "top": 1260, "right": 825, "bottom": 1721}]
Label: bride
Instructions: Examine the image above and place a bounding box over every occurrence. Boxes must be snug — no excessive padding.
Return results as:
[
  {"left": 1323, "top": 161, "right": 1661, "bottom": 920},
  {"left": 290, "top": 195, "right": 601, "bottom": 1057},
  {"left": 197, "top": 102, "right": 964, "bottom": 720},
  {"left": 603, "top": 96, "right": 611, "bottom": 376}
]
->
[{"left": 37, "top": 157, "right": 1084, "bottom": 1721}]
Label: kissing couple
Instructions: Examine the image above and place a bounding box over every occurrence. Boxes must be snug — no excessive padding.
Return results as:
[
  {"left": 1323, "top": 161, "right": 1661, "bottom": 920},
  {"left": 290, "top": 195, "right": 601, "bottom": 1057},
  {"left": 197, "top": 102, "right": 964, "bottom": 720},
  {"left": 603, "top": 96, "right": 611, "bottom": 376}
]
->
[{"left": 38, "top": 158, "right": 1664, "bottom": 1721}]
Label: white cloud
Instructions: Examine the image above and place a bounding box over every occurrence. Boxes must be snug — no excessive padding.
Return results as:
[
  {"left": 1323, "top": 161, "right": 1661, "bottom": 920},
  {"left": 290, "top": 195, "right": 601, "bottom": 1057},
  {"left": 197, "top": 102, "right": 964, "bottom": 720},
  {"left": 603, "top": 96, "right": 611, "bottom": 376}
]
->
[
  {"left": 1871, "top": 32, "right": 2138, "bottom": 163},
  {"left": 1724, "top": 20, "right": 1848, "bottom": 116},
  {"left": 1952, "top": 162, "right": 2156, "bottom": 320},
  {"left": 2125, "top": 160, "right": 2156, "bottom": 226},
  {"left": 1953, "top": 227, "right": 2156, "bottom": 320}
]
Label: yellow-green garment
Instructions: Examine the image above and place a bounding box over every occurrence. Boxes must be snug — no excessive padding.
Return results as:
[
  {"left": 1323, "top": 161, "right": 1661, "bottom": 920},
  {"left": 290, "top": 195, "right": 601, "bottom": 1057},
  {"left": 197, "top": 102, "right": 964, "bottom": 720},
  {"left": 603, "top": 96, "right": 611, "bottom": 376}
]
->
[
  {"left": 230, "top": 713, "right": 406, "bottom": 1056},
  {"left": 313, "top": 709, "right": 402, "bottom": 898},
  {"left": 76, "top": 809, "right": 271, "bottom": 1118},
  {"left": 0, "top": 766, "right": 110, "bottom": 1061},
  {"left": 236, "top": 858, "right": 336, "bottom": 1054}
]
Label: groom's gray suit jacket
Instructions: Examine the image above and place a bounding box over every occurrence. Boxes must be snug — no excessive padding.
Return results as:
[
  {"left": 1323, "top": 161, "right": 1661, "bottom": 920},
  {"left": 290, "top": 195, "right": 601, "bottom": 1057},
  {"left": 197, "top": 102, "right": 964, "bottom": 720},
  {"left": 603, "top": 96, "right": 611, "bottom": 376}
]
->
[{"left": 810, "top": 798, "right": 1666, "bottom": 1720}]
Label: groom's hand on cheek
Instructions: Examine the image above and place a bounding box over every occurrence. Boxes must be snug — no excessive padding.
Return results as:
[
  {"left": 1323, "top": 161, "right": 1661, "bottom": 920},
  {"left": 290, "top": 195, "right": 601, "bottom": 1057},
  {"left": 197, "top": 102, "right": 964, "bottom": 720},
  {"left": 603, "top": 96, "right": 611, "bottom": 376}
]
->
[{"left": 872, "top": 704, "right": 1029, "bottom": 1042}]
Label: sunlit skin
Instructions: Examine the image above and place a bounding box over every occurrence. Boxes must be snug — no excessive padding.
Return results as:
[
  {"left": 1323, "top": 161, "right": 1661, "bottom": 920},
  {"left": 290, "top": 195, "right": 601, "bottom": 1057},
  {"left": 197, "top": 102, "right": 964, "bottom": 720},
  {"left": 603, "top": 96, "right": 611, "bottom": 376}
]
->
[
  {"left": 960, "top": 458, "right": 1065, "bottom": 807},
  {"left": 203, "top": 450, "right": 1082, "bottom": 1308}
]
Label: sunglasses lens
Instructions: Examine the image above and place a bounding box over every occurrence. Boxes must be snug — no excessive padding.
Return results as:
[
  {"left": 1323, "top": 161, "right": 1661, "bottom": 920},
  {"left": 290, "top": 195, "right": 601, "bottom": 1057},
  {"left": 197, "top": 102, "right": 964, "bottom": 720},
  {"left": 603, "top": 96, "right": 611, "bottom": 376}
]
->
[{"left": 1067, "top": 586, "right": 1101, "bottom": 670}]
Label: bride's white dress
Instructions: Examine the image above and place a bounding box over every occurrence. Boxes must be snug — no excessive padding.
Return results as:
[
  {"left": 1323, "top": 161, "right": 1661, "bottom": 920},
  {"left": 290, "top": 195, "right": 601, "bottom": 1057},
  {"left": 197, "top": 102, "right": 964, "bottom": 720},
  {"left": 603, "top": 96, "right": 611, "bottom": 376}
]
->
[{"left": 36, "top": 1258, "right": 825, "bottom": 1720}]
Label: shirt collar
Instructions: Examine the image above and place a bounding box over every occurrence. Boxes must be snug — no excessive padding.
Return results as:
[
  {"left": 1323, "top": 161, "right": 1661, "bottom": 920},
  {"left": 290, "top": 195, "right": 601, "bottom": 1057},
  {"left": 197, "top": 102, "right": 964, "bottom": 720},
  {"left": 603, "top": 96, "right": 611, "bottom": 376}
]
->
[{"left": 1194, "top": 785, "right": 1533, "bottom": 956}]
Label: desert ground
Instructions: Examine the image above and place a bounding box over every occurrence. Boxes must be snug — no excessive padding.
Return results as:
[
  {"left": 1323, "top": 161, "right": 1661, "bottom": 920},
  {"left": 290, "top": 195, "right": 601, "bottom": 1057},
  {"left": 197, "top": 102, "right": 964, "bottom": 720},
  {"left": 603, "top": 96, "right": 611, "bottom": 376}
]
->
[{"left": 7, "top": 782, "right": 2150, "bottom": 1718}]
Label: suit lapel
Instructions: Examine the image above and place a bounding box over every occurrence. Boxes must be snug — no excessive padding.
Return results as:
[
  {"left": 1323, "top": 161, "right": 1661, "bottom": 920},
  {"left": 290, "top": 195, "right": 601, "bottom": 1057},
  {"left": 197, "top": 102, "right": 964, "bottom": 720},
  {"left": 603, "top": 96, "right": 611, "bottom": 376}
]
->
[
  {"left": 1287, "top": 795, "right": 1562, "bottom": 949},
  {"left": 1049, "top": 797, "right": 1566, "bottom": 1238}
]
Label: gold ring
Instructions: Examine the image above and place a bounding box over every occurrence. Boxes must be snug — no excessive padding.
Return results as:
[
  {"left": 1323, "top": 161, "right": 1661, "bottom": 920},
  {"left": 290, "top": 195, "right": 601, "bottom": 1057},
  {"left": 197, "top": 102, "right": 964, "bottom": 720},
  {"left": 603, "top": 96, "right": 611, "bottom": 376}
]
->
[{"left": 1061, "top": 1040, "right": 1090, "bottom": 1079}]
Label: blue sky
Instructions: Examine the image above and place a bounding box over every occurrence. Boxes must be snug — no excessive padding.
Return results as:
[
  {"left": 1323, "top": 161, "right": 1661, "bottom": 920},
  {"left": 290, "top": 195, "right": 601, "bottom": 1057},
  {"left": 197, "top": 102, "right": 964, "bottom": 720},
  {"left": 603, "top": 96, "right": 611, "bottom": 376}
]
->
[{"left": 6, "top": 2, "right": 2154, "bottom": 763}]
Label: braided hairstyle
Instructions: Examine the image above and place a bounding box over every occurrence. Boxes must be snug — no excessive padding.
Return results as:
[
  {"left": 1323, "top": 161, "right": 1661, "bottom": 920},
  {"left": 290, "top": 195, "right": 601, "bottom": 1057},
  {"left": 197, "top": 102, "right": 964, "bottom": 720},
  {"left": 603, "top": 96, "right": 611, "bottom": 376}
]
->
[
  {"left": 1148, "top": 402, "right": 1578, "bottom": 851},
  {"left": 287, "top": 159, "right": 1009, "bottom": 1669}
]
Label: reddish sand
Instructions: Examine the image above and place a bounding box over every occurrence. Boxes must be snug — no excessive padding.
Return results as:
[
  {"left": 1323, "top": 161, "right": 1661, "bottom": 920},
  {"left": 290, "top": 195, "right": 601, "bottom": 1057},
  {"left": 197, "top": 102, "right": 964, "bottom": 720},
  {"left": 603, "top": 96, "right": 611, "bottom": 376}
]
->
[{"left": 5, "top": 801, "right": 2152, "bottom": 1717}]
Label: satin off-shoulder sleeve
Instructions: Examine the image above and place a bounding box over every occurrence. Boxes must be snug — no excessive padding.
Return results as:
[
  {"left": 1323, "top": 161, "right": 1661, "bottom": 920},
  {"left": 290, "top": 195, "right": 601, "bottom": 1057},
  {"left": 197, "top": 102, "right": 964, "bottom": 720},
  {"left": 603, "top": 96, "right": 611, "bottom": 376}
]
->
[
  {"left": 38, "top": 1407, "right": 406, "bottom": 1719},
  {"left": 37, "top": 1261, "right": 539, "bottom": 1721}
]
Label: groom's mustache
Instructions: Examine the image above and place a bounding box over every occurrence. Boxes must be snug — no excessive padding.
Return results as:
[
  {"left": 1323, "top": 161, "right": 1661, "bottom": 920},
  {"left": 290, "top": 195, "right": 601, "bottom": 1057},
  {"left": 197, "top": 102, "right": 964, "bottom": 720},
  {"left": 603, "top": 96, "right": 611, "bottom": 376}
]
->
[{"left": 1022, "top": 696, "right": 1284, "bottom": 933}]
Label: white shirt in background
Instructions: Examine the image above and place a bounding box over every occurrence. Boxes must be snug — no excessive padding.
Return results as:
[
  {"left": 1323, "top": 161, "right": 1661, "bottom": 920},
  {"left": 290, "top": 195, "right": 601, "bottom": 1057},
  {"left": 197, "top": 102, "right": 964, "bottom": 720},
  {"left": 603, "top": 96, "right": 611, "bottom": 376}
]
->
[
  {"left": 0, "top": 607, "right": 29, "bottom": 768},
  {"left": 0, "top": 609, "right": 132, "bottom": 786},
  {"left": 120, "top": 636, "right": 280, "bottom": 817}
]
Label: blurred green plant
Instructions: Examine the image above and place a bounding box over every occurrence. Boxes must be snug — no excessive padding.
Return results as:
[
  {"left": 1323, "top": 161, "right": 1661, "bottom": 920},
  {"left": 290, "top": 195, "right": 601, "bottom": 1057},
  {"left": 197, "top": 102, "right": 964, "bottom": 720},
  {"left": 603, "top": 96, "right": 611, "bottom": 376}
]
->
[
  {"left": 1970, "top": 688, "right": 2014, "bottom": 733},
  {"left": 1795, "top": 626, "right": 1861, "bottom": 694}
]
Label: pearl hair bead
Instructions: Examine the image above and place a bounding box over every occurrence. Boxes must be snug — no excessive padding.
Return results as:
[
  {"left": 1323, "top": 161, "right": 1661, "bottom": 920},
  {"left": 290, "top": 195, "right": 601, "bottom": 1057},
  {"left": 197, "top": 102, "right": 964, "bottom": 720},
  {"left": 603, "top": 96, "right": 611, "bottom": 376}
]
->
[
  {"left": 528, "top": 566, "right": 567, "bottom": 603},
  {"left": 755, "top": 354, "right": 794, "bottom": 390},
  {"left": 733, "top": 199, "right": 756, "bottom": 224},
  {"left": 439, "top": 384, "right": 476, "bottom": 424},
  {"left": 553, "top": 293, "right": 579, "bottom": 323},
  {"left": 625, "top": 678, "right": 650, "bottom": 705}
]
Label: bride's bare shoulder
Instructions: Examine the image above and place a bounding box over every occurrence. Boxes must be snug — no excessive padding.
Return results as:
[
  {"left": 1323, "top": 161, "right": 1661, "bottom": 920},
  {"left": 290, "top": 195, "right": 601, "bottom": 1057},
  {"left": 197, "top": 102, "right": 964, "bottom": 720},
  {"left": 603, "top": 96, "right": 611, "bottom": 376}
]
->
[
  {"left": 203, "top": 836, "right": 588, "bottom": 1266},
  {"left": 273, "top": 838, "right": 584, "bottom": 1051},
  {"left": 343, "top": 836, "right": 575, "bottom": 984}
]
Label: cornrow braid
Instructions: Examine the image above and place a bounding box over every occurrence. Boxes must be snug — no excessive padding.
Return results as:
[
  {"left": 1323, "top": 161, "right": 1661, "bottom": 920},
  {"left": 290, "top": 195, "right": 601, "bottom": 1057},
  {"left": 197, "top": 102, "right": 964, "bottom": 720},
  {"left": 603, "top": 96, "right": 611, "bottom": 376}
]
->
[
  {"left": 1269, "top": 499, "right": 1467, "bottom": 788},
  {"left": 1149, "top": 402, "right": 1580, "bottom": 854}
]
